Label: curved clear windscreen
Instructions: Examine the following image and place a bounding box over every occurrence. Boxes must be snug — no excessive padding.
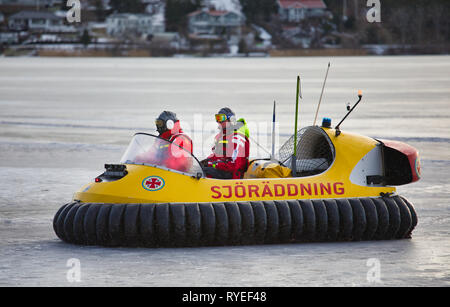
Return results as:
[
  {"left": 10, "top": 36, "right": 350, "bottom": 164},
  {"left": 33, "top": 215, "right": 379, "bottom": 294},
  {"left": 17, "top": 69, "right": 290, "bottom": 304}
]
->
[{"left": 120, "top": 133, "right": 204, "bottom": 177}]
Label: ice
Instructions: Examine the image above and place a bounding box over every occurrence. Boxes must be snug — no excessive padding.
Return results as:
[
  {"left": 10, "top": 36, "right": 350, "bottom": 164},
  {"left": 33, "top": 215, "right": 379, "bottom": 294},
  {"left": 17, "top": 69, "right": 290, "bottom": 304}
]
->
[{"left": 0, "top": 56, "right": 449, "bottom": 286}]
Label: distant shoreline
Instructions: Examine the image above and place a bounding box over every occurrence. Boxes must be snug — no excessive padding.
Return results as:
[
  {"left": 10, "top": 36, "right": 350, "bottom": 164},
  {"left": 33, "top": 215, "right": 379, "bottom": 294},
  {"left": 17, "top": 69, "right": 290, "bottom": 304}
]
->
[{"left": 2, "top": 45, "right": 449, "bottom": 58}]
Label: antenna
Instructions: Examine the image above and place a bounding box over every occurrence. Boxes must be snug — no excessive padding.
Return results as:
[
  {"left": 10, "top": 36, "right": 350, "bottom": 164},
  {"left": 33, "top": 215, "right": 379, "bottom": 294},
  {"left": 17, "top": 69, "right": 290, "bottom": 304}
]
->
[
  {"left": 313, "top": 62, "right": 331, "bottom": 126},
  {"left": 335, "top": 90, "right": 363, "bottom": 136},
  {"left": 271, "top": 100, "right": 276, "bottom": 159},
  {"left": 292, "top": 76, "right": 301, "bottom": 176}
]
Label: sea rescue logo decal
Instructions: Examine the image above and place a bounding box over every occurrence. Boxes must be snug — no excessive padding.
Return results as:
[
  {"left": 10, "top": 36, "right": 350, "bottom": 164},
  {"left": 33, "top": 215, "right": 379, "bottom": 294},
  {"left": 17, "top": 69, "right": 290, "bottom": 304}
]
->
[
  {"left": 142, "top": 176, "right": 165, "bottom": 191},
  {"left": 210, "top": 181, "right": 345, "bottom": 199}
]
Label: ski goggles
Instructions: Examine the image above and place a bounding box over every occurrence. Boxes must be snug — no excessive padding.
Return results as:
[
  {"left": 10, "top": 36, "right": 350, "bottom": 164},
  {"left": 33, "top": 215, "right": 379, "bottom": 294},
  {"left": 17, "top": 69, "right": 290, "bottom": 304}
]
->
[{"left": 215, "top": 113, "right": 229, "bottom": 123}]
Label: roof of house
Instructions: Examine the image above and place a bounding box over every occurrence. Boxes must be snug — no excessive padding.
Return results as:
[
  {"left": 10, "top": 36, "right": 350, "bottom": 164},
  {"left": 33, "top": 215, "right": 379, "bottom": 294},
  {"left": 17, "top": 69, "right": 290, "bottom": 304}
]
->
[
  {"left": 9, "top": 10, "right": 61, "bottom": 20},
  {"left": 278, "top": 0, "right": 326, "bottom": 9}
]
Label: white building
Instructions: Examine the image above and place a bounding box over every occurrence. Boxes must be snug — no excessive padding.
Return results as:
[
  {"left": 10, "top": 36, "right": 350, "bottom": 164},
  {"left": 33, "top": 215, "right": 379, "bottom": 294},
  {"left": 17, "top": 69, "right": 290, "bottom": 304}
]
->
[
  {"left": 8, "top": 10, "right": 69, "bottom": 32},
  {"left": 106, "top": 13, "right": 164, "bottom": 38},
  {"left": 187, "top": 9, "right": 245, "bottom": 42},
  {"left": 277, "top": 0, "right": 327, "bottom": 23}
]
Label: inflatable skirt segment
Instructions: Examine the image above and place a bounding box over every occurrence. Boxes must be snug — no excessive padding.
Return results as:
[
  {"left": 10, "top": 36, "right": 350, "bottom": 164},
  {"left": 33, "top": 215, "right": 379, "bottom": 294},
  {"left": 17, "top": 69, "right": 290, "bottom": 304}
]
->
[{"left": 53, "top": 195, "right": 417, "bottom": 247}]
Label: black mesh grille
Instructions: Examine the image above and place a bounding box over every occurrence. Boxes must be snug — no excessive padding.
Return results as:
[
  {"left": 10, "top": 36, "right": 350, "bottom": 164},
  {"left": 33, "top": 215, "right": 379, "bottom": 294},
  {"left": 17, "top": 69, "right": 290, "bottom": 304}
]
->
[{"left": 277, "top": 126, "right": 335, "bottom": 177}]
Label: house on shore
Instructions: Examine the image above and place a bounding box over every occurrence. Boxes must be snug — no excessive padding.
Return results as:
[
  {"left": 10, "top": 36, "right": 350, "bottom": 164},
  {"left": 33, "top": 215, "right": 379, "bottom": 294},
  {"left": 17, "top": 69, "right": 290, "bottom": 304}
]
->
[
  {"left": 106, "top": 13, "right": 164, "bottom": 39},
  {"left": 7, "top": 10, "right": 73, "bottom": 32},
  {"left": 187, "top": 9, "right": 245, "bottom": 44},
  {"left": 277, "top": 0, "right": 327, "bottom": 23}
]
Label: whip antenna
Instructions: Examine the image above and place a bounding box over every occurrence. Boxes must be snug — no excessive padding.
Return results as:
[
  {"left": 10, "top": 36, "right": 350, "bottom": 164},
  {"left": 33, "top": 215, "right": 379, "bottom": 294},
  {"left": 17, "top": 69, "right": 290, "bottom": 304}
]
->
[
  {"left": 313, "top": 62, "right": 331, "bottom": 126},
  {"left": 292, "top": 75, "right": 301, "bottom": 176},
  {"left": 271, "top": 100, "right": 276, "bottom": 159}
]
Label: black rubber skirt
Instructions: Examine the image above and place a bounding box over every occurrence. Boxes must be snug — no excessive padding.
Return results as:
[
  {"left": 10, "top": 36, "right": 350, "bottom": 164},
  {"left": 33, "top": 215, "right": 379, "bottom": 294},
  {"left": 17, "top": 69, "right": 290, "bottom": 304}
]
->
[{"left": 53, "top": 195, "right": 417, "bottom": 247}]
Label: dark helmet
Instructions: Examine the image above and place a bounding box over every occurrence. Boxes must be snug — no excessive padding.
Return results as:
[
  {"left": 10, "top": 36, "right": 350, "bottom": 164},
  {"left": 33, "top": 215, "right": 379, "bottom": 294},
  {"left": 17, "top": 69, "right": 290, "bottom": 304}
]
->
[
  {"left": 215, "top": 107, "right": 236, "bottom": 124},
  {"left": 218, "top": 107, "right": 235, "bottom": 118},
  {"left": 155, "top": 111, "right": 178, "bottom": 135}
]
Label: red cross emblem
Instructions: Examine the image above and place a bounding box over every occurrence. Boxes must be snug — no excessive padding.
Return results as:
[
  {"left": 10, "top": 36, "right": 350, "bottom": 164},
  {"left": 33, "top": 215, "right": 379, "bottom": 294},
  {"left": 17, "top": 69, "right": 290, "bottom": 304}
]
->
[
  {"left": 142, "top": 176, "right": 165, "bottom": 191},
  {"left": 146, "top": 178, "right": 161, "bottom": 189}
]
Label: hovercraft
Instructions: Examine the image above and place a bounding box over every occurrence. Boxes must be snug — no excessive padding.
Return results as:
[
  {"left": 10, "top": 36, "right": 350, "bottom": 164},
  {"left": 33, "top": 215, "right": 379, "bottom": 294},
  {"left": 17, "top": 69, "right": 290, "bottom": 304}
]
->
[{"left": 53, "top": 92, "right": 420, "bottom": 247}]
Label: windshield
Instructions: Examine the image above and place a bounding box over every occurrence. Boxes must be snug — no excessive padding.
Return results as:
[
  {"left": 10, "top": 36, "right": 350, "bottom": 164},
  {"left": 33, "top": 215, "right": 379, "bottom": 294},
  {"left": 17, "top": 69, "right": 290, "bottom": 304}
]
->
[{"left": 120, "top": 133, "right": 204, "bottom": 177}]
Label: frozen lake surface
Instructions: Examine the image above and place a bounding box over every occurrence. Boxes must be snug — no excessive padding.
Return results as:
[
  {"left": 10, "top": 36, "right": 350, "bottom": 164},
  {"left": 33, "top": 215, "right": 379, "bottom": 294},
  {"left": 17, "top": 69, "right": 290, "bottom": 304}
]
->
[{"left": 0, "top": 56, "right": 449, "bottom": 286}]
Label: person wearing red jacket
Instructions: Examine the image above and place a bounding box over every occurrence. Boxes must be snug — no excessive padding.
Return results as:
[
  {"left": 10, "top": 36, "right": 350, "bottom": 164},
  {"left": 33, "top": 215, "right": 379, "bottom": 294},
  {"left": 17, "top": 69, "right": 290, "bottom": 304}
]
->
[
  {"left": 155, "top": 111, "right": 192, "bottom": 155},
  {"left": 203, "top": 107, "right": 250, "bottom": 179},
  {"left": 136, "top": 111, "right": 193, "bottom": 172}
]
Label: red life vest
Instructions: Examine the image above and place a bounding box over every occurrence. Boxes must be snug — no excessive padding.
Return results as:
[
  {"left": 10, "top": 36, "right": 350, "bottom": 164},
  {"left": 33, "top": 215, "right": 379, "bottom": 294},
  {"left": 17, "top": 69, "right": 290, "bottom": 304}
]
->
[
  {"left": 207, "top": 122, "right": 250, "bottom": 179},
  {"left": 159, "top": 122, "right": 193, "bottom": 172},
  {"left": 159, "top": 121, "right": 193, "bottom": 154}
]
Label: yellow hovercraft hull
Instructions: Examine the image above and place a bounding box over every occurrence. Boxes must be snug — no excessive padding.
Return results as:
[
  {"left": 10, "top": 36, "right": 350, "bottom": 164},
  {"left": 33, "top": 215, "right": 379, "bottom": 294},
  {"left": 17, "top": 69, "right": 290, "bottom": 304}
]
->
[
  {"left": 54, "top": 127, "right": 418, "bottom": 247},
  {"left": 74, "top": 128, "right": 395, "bottom": 204}
]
